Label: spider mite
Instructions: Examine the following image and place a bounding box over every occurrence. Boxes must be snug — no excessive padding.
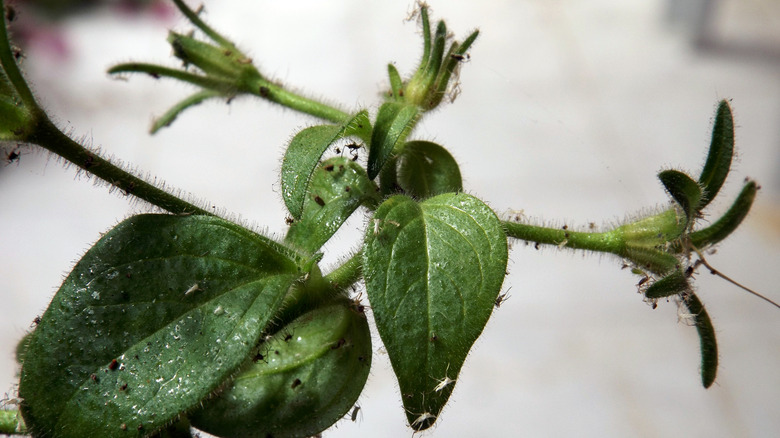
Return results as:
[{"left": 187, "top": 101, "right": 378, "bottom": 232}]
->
[
  {"left": 450, "top": 53, "right": 470, "bottom": 62},
  {"left": 291, "top": 378, "right": 302, "bottom": 389},
  {"left": 5, "top": 5, "right": 16, "bottom": 22},
  {"left": 314, "top": 195, "right": 325, "bottom": 207},
  {"left": 5, "top": 147, "right": 21, "bottom": 164},
  {"left": 371, "top": 218, "right": 401, "bottom": 235},
  {"left": 109, "top": 359, "right": 119, "bottom": 371},
  {"left": 184, "top": 283, "right": 200, "bottom": 296},
  {"left": 323, "top": 163, "right": 335, "bottom": 172},
  {"left": 331, "top": 338, "right": 346, "bottom": 350},
  {"left": 434, "top": 375, "right": 455, "bottom": 392},
  {"left": 411, "top": 412, "right": 435, "bottom": 428},
  {"left": 84, "top": 154, "right": 96, "bottom": 169},
  {"left": 346, "top": 142, "right": 362, "bottom": 161},
  {"left": 350, "top": 405, "right": 361, "bottom": 422},
  {"left": 495, "top": 291, "right": 510, "bottom": 308},
  {"left": 285, "top": 216, "right": 294, "bottom": 225},
  {"left": 345, "top": 142, "right": 362, "bottom": 152}
]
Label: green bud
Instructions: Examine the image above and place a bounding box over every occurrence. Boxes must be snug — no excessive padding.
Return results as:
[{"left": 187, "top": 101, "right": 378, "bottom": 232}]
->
[
  {"left": 391, "top": 5, "right": 478, "bottom": 111},
  {"left": 168, "top": 32, "right": 261, "bottom": 86}
]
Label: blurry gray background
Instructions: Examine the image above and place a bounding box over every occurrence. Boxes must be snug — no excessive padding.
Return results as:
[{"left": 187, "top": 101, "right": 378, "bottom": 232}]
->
[{"left": 1, "top": 0, "right": 779, "bottom": 436}]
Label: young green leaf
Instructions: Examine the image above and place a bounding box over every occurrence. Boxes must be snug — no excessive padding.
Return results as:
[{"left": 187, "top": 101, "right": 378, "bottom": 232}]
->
[
  {"left": 19, "top": 215, "right": 304, "bottom": 437},
  {"left": 689, "top": 180, "right": 757, "bottom": 249},
  {"left": 285, "top": 157, "right": 380, "bottom": 254},
  {"left": 367, "top": 102, "right": 419, "bottom": 180},
  {"left": 387, "top": 63, "right": 403, "bottom": 100},
  {"left": 281, "top": 111, "right": 371, "bottom": 219},
  {"left": 644, "top": 269, "right": 689, "bottom": 299},
  {"left": 397, "top": 140, "right": 463, "bottom": 198},
  {"left": 681, "top": 292, "right": 718, "bottom": 388},
  {"left": 189, "top": 300, "right": 372, "bottom": 438},
  {"left": 362, "top": 193, "right": 508, "bottom": 430},
  {"left": 658, "top": 169, "right": 702, "bottom": 222},
  {"left": 698, "top": 100, "right": 734, "bottom": 209}
]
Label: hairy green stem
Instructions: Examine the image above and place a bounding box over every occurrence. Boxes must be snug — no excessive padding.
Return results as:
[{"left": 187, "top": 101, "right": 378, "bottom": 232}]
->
[
  {"left": 248, "top": 78, "right": 350, "bottom": 124},
  {"left": 28, "top": 117, "right": 210, "bottom": 215},
  {"left": 0, "top": 409, "right": 26, "bottom": 435},
  {"left": 324, "top": 250, "right": 363, "bottom": 290},
  {"left": 503, "top": 221, "right": 622, "bottom": 253},
  {"left": 0, "top": 10, "right": 35, "bottom": 109}
]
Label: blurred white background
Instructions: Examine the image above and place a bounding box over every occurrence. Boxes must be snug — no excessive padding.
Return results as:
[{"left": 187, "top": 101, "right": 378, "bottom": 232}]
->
[{"left": 1, "top": 0, "right": 778, "bottom": 436}]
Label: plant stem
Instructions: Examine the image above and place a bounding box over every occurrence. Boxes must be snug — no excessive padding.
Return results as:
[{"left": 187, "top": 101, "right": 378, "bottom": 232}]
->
[
  {"left": 0, "top": 409, "right": 26, "bottom": 435},
  {"left": 28, "top": 116, "right": 211, "bottom": 215},
  {"left": 324, "top": 250, "right": 363, "bottom": 290},
  {"left": 503, "top": 221, "right": 622, "bottom": 253},
  {"left": 0, "top": 9, "right": 36, "bottom": 109},
  {"left": 248, "top": 78, "right": 350, "bottom": 124}
]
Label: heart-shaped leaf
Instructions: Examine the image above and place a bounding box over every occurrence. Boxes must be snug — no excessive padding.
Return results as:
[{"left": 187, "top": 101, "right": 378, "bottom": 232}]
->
[
  {"left": 285, "top": 156, "right": 380, "bottom": 254},
  {"left": 19, "top": 214, "right": 304, "bottom": 437},
  {"left": 367, "top": 102, "right": 419, "bottom": 179},
  {"left": 397, "top": 140, "right": 462, "bottom": 198},
  {"left": 362, "top": 193, "right": 508, "bottom": 430},
  {"left": 281, "top": 111, "right": 371, "bottom": 219}
]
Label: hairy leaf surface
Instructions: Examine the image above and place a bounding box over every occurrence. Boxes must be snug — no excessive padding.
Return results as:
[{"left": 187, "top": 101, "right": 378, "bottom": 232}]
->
[
  {"left": 190, "top": 301, "right": 372, "bottom": 438},
  {"left": 699, "top": 100, "right": 734, "bottom": 208},
  {"left": 19, "top": 215, "right": 304, "bottom": 437},
  {"left": 367, "top": 102, "right": 419, "bottom": 179},
  {"left": 397, "top": 140, "right": 462, "bottom": 198},
  {"left": 658, "top": 169, "right": 702, "bottom": 223},
  {"left": 285, "top": 157, "right": 380, "bottom": 254},
  {"left": 281, "top": 111, "right": 371, "bottom": 219},
  {"left": 362, "top": 193, "right": 507, "bottom": 430}
]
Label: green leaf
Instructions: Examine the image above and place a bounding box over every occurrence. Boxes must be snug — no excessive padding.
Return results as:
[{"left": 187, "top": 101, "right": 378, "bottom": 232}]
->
[
  {"left": 367, "top": 102, "right": 419, "bottom": 180},
  {"left": 362, "top": 193, "right": 508, "bottom": 430},
  {"left": 0, "top": 409, "right": 26, "bottom": 435},
  {"left": 189, "top": 300, "right": 372, "bottom": 438},
  {"left": 19, "top": 215, "right": 304, "bottom": 437},
  {"left": 397, "top": 140, "right": 463, "bottom": 198},
  {"left": 285, "top": 157, "right": 380, "bottom": 254},
  {"left": 387, "top": 63, "right": 403, "bottom": 100},
  {"left": 658, "top": 169, "right": 702, "bottom": 222},
  {"left": 680, "top": 292, "right": 718, "bottom": 388},
  {"left": 689, "top": 180, "right": 757, "bottom": 249},
  {"left": 150, "top": 89, "right": 222, "bottom": 134},
  {"left": 644, "top": 270, "right": 689, "bottom": 299},
  {"left": 699, "top": 100, "right": 734, "bottom": 209},
  {"left": 281, "top": 111, "right": 371, "bottom": 219}
]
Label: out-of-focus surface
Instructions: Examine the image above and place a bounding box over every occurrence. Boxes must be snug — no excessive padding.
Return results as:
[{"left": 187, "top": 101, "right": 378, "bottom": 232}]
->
[{"left": 1, "top": 1, "right": 778, "bottom": 436}]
